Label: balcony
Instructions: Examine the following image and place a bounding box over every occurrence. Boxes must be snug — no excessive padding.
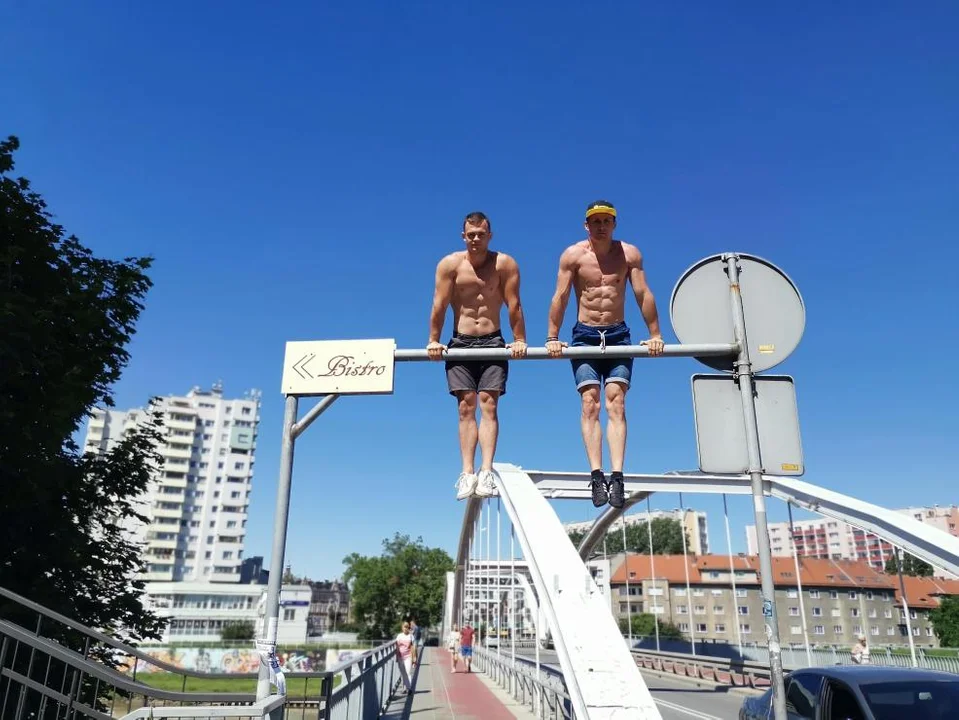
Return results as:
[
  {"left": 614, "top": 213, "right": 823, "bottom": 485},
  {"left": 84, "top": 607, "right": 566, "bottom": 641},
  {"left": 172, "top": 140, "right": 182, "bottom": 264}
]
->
[
  {"left": 152, "top": 506, "right": 183, "bottom": 520},
  {"left": 148, "top": 538, "right": 179, "bottom": 550}
]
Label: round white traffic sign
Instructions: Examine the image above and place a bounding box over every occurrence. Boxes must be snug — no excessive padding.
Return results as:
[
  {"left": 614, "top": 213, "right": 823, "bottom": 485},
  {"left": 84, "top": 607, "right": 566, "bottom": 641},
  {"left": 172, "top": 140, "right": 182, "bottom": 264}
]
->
[{"left": 669, "top": 253, "right": 805, "bottom": 373}]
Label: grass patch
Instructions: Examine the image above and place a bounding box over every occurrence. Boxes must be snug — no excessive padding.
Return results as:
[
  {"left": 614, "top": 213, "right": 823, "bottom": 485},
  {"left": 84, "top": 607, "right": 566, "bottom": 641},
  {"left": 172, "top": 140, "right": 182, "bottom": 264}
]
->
[{"left": 134, "top": 673, "right": 336, "bottom": 695}]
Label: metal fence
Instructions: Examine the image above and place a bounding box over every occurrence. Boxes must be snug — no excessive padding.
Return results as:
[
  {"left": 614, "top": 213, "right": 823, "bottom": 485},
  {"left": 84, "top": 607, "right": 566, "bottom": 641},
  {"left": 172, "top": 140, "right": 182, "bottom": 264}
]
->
[
  {"left": 471, "top": 646, "right": 572, "bottom": 719},
  {"left": 626, "top": 634, "right": 959, "bottom": 675},
  {"left": 0, "top": 585, "right": 403, "bottom": 720}
]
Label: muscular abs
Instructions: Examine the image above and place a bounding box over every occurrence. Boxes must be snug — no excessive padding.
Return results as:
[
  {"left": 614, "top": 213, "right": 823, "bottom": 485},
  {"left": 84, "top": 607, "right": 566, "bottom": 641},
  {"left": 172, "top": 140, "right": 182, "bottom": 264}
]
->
[
  {"left": 572, "top": 242, "right": 628, "bottom": 326},
  {"left": 452, "top": 252, "right": 504, "bottom": 336}
]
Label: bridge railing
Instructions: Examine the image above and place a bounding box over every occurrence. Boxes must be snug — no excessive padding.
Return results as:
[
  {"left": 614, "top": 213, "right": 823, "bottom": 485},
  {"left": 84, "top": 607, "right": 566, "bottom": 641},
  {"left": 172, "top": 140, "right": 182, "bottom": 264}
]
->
[
  {"left": 0, "top": 584, "right": 404, "bottom": 719},
  {"left": 626, "top": 634, "right": 959, "bottom": 676},
  {"left": 472, "top": 646, "right": 572, "bottom": 720}
]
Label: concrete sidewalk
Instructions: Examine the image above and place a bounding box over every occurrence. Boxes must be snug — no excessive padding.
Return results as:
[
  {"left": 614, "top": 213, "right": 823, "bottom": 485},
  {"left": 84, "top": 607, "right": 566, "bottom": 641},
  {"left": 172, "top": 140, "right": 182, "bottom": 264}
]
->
[{"left": 380, "top": 647, "right": 536, "bottom": 719}]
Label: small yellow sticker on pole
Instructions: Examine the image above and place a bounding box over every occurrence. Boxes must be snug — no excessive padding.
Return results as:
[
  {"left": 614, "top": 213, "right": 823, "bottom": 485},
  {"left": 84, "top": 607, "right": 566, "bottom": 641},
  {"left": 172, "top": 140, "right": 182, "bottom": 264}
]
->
[{"left": 758, "top": 344, "right": 776, "bottom": 354}]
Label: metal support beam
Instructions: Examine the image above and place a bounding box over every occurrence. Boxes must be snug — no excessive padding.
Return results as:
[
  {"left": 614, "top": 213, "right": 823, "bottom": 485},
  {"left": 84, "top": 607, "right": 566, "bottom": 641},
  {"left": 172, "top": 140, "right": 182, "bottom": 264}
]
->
[
  {"left": 491, "top": 463, "right": 662, "bottom": 719},
  {"left": 394, "top": 342, "right": 737, "bottom": 362},
  {"left": 526, "top": 469, "right": 757, "bottom": 500},
  {"left": 766, "top": 476, "right": 959, "bottom": 578},
  {"left": 291, "top": 394, "right": 339, "bottom": 439}
]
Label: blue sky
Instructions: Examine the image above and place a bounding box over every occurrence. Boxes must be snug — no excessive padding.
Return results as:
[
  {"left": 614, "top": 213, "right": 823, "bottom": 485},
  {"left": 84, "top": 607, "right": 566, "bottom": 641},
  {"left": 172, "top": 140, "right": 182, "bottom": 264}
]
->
[{"left": 4, "top": 2, "right": 958, "bottom": 581}]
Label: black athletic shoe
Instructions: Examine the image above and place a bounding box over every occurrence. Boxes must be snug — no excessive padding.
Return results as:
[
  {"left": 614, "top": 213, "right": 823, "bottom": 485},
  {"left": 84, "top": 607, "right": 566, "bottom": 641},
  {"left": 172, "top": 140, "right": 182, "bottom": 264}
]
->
[
  {"left": 608, "top": 472, "right": 626, "bottom": 509},
  {"left": 589, "top": 470, "right": 608, "bottom": 507}
]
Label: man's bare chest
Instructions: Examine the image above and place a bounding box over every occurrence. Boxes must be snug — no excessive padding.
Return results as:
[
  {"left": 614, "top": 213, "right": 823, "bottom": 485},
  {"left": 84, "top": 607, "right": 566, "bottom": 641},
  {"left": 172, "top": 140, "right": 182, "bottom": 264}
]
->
[
  {"left": 577, "top": 257, "right": 627, "bottom": 289},
  {"left": 454, "top": 265, "right": 501, "bottom": 296}
]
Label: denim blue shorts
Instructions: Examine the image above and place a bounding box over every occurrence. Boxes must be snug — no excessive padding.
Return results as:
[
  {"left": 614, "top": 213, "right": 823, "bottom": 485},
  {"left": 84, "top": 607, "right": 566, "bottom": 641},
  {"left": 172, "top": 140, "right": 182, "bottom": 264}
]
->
[{"left": 570, "top": 322, "right": 632, "bottom": 390}]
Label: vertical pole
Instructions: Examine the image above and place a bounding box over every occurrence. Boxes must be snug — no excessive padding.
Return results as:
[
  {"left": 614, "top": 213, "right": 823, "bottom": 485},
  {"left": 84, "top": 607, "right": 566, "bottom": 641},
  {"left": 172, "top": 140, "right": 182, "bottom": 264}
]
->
[
  {"left": 679, "top": 494, "right": 696, "bottom": 656},
  {"left": 647, "top": 497, "right": 660, "bottom": 652},
  {"left": 486, "top": 501, "right": 491, "bottom": 649},
  {"left": 787, "top": 503, "right": 813, "bottom": 667},
  {"left": 510, "top": 524, "right": 516, "bottom": 667},
  {"left": 257, "top": 394, "right": 298, "bottom": 700},
  {"left": 725, "top": 253, "right": 788, "bottom": 720},
  {"left": 497, "top": 498, "right": 502, "bottom": 658},
  {"left": 894, "top": 548, "right": 918, "bottom": 667},
  {"left": 534, "top": 604, "right": 542, "bottom": 717},
  {"left": 621, "top": 516, "right": 633, "bottom": 646},
  {"left": 723, "top": 495, "right": 744, "bottom": 656}
]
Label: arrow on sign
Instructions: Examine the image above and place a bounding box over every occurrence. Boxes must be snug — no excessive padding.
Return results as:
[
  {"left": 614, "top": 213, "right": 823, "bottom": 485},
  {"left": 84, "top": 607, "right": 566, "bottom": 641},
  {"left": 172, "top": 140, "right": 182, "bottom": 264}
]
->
[{"left": 292, "top": 353, "right": 316, "bottom": 379}]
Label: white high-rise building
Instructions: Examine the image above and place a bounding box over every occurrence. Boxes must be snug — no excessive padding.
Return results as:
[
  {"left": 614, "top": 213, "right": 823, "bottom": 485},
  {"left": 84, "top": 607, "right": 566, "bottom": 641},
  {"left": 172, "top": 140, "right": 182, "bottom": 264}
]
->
[{"left": 83, "top": 384, "right": 261, "bottom": 583}]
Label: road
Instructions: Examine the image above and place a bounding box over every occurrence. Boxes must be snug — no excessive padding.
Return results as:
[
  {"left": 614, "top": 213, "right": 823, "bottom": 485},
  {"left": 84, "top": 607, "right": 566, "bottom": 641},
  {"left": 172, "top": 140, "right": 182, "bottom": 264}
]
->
[{"left": 514, "top": 650, "right": 745, "bottom": 719}]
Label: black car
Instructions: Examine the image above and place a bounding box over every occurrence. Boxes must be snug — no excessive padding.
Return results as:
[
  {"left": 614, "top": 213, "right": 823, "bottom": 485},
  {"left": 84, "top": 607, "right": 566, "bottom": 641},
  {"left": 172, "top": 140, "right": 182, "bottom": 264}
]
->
[{"left": 739, "top": 665, "right": 959, "bottom": 719}]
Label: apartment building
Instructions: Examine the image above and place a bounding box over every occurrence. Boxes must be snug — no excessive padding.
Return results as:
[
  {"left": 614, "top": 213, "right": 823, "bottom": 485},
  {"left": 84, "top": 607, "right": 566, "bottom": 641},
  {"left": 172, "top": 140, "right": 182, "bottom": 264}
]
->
[
  {"left": 307, "top": 580, "right": 352, "bottom": 637},
  {"left": 608, "top": 554, "right": 959, "bottom": 649},
  {"left": 566, "top": 508, "right": 710, "bottom": 555},
  {"left": 746, "top": 507, "right": 959, "bottom": 574},
  {"left": 143, "top": 581, "right": 311, "bottom": 644},
  {"left": 83, "top": 384, "right": 261, "bottom": 583}
]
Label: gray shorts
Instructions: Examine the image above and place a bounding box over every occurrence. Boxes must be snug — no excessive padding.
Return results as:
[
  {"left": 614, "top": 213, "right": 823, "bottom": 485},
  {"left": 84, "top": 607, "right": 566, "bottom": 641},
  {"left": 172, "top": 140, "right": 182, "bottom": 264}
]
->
[{"left": 445, "top": 331, "right": 508, "bottom": 396}]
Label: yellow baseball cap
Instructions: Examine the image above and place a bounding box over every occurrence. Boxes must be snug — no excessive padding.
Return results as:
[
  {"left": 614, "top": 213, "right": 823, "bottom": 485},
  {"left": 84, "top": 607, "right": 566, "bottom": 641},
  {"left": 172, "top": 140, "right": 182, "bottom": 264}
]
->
[{"left": 585, "top": 200, "right": 617, "bottom": 219}]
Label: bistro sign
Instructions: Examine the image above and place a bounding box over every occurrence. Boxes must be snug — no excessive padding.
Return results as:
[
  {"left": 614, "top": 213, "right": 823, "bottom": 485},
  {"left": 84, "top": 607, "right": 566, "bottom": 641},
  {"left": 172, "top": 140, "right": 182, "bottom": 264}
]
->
[{"left": 281, "top": 339, "right": 396, "bottom": 396}]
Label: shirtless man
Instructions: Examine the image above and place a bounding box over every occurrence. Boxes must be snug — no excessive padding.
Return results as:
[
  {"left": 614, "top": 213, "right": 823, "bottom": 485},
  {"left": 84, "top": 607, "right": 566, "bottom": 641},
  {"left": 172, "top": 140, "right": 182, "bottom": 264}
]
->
[
  {"left": 546, "top": 200, "right": 664, "bottom": 509},
  {"left": 428, "top": 211, "right": 527, "bottom": 500}
]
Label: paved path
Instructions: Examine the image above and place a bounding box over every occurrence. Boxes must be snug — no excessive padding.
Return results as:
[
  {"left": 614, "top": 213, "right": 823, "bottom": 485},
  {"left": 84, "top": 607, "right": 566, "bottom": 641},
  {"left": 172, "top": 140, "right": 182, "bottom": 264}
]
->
[{"left": 381, "top": 647, "right": 534, "bottom": 719}]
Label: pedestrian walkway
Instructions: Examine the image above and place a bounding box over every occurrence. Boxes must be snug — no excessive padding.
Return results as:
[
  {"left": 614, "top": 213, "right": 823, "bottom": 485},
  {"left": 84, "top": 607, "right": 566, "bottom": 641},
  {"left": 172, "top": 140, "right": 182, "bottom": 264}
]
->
[{"left": 381, "top": 647, "right": 533, "bottom": 719}]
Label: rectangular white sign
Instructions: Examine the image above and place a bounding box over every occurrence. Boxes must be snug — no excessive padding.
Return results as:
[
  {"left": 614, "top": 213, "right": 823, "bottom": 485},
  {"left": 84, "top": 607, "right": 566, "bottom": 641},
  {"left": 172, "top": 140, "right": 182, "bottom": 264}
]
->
[{"left": 281, "top": 339, "right": 396, "bottom": 396}]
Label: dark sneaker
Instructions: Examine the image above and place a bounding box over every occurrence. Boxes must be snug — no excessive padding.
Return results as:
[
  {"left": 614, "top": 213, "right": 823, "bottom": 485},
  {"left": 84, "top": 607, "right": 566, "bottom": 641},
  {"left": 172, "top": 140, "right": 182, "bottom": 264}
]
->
[
  {"left": 608, "top": 472, "right": 626, "bottom": 509},
  {"left": 589, "top": 470, "right": 608, "bottom": 507}
]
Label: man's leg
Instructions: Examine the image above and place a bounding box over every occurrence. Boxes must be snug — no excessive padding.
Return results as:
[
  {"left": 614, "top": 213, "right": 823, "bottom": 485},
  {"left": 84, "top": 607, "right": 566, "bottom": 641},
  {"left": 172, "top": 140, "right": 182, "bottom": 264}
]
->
[
  {"left": 605, "top": 381, "right": 628, "bottom": 473},
  {"left": 454, "top": 390, "right": 479, "bottom": 499},
  {"left": 579, "top": 386, "right": 603, "bottom": 470},
  {"left": 456, "top": 390, "right": 478, "bottom": 474},
  {"left": 475, "top": 356, "right": 507, "bottom": 497},
  {"left": 604, "top": 350, "right": 633, "bottom": 508},
  {"left": 477, "top": 390, "right": 499, "bottom": 471},
  {"left": 578, "top": 382, "right": 608, "bottom": 507}
]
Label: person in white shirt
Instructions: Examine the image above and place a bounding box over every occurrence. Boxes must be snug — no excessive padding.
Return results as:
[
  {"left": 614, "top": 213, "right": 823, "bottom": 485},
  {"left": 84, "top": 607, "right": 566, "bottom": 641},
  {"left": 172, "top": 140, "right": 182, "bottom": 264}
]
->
[
  {"left": 395, "top": 621, "right": 417, "bottom": 690},
  {"left": 447, "top": 623, "right": 462, "bottom": 673}
]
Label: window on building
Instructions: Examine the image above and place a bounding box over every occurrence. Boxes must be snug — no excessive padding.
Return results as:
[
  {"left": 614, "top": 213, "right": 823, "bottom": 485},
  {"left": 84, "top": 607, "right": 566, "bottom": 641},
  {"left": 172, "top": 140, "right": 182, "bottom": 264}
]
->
[
  {"left": 740, "top": 623, "right": 751, "bottom": 634},
  {"left": 738, "top": 606, "right": 749, "bottom": 616},
  {"left": 284, "top": 609, "right": 295, "bottom": 621},
  {"left": 695, "top": 623, "right": 707, "bottom": 633}
]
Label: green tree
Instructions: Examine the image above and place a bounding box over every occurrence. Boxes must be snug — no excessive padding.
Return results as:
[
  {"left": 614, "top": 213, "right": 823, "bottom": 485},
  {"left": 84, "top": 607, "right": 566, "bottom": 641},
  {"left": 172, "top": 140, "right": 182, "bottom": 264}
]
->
[
  {"left": 929, "top": 596, "right": 959, "bottom": 648},
  {"left": 343, "top": 533, "right": 454, "bottom": 640},
  {"left": 568, "top": 517, "right": 689, "bottom": 556},
  {"left": 0, "top": 134, "right": 164, "bottom": 650},
  {"left": 884, "top": 552, "right": 933, "bottom": 578},
  {"left": 221, "top": 621, "right": 256, "bottom": 641},
  {"left": 618, "top": 613, "right": 685, "bottom": 640}
]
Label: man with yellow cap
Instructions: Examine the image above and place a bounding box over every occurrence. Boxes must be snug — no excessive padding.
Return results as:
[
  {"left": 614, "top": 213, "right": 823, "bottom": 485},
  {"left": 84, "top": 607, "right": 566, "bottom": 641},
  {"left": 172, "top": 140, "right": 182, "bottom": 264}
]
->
[{"left": 545, "top": 200, "right": 664, "bottom": 509}]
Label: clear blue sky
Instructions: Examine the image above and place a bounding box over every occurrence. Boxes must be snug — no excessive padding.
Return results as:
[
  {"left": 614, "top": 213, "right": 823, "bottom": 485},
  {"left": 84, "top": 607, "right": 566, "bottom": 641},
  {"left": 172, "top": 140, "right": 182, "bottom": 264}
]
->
[{"left": 4, "top": 2, "right": 958, "bottom": 581}]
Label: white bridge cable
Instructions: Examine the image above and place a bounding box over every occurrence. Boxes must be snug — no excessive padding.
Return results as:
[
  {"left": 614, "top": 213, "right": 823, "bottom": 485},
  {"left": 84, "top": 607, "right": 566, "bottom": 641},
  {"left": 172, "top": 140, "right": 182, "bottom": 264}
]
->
[
  {"left": 787, "top": 502, "right": 814, "bottom": 667},
  {"left": 722, "top": 494, "right": 744, "bottom": 656},
  {"left": 622, "top": 512, "right": 633, "bottom": 646},
  {"left": 679, "top": 492, "right": 696, "bottom": 656},
  {"left": 647, "top": 496, "right": 661, "bottom": 652}
]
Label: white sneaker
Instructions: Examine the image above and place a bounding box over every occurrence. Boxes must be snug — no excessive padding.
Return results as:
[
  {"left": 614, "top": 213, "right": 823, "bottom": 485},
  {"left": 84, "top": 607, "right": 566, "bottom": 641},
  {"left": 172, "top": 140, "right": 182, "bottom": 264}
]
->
[
  {"left": 475, "top": 469, "right": 497, "bottom": 498},
  {"left": 455, "top": 472, "right": 478, "bottom": 500}
]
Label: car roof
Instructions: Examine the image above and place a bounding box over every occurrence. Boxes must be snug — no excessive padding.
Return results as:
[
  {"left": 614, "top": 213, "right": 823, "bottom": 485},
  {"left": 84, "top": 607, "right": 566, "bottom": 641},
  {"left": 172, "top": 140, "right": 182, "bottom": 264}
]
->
[{"left": 791, "top": 665, "right": 959, "bottom": 684}]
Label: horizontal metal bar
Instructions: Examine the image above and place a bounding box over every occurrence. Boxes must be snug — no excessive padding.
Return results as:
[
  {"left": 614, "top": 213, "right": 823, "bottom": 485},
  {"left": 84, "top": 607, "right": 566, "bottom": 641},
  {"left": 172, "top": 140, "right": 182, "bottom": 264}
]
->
[
  {"left": 395, "top": 342, "right": 737, "bottom": 362},
  {"left": 517, "top": 468, "right": 756, "bottom": 497}
]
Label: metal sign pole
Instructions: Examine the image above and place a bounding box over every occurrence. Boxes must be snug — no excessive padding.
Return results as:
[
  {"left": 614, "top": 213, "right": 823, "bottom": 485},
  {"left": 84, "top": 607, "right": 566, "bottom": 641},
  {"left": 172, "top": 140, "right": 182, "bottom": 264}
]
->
[
  {"left": 257, "top": 394, "right": 299, "bottom": 699},
  {"left": 725, "top": 254, "right": 788, "bottom": 720}
]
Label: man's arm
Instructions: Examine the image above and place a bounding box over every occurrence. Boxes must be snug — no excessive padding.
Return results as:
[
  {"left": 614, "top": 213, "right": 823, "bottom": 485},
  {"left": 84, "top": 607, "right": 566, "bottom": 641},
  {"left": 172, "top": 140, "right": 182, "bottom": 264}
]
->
[
  {"left": 547, "top": 247, "right": 576, "bottom": 339},
  {"left": 428, "top": 256, "right": 455, "bottom": 344},
  {"left": 626, "top": 245, "right": 661, "bottom": 338},
  {"left": 500, "top": 254, "right": 527, "bottom": 345}
]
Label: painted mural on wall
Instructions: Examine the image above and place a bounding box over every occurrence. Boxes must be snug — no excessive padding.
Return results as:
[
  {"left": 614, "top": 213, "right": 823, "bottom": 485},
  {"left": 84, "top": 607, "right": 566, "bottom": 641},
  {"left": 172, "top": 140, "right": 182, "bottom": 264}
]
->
[{"left": 121, "top": 647, "right": 342, "bottom": 674}]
